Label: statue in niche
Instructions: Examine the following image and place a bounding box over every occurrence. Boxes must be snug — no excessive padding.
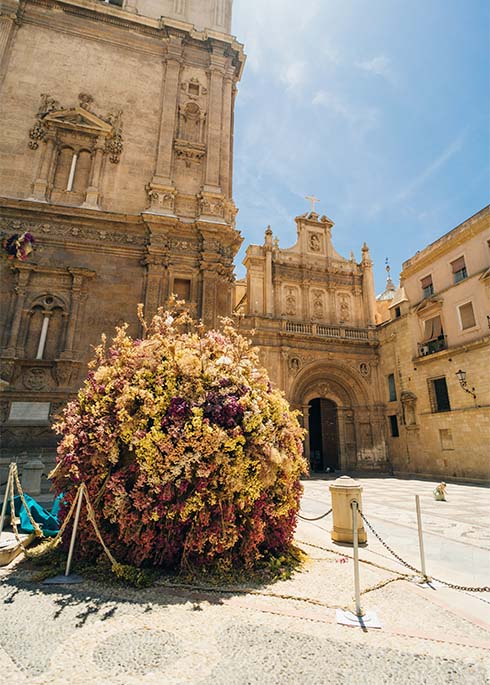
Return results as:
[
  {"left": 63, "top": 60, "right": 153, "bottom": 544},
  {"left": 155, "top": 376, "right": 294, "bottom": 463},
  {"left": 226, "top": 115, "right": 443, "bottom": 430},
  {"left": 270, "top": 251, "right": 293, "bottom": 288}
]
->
[
  {"left": 359, "top": 362, "right": 370, "bottom": 378},
  {"left": 178, "top": 102, "right": 204, "bottom": 143},
  {"left": 285, "top": 287, "right": 297, "bottom": 316},
  {"left": 289, "top": 357, "right": 300, "bottom": 372},
  {"left": 312, "top": 290, "right": 324, "bottom": 318},
  {"left": 309, "top": 233, "right": 321, "bottom": 252},
  {"left": 339, "top": 294, "right": 351, "bottom": 322}
]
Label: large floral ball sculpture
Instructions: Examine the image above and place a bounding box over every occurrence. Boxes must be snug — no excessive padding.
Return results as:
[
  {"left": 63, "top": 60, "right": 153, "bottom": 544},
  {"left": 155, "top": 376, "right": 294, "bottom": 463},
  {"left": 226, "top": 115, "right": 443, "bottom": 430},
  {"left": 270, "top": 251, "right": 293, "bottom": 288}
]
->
[{"left": 53, "top": 307, "right": 307, "bottom": 572}]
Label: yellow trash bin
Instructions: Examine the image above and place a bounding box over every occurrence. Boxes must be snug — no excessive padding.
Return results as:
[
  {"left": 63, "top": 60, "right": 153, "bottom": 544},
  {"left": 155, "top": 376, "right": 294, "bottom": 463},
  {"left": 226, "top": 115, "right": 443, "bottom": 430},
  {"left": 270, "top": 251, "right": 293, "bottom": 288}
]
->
[{"left": 329, "top": 475, "right": 367, "bottom": 544}]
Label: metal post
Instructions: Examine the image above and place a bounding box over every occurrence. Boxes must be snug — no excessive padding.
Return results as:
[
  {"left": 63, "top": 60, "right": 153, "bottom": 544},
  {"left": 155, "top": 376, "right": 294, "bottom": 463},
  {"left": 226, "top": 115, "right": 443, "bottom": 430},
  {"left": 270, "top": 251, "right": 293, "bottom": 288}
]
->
[
  {"left": 0, "top": 464, "right": 13, "bottom": 535},
  {"left": 351, "top": 500, "right": 363, "bottom": 617},
  {"left": 415, "top": 494, "right": 427, "bottom": 579},
  {"left": 65, "top": 486, "right": 84, "bottom": 577}
]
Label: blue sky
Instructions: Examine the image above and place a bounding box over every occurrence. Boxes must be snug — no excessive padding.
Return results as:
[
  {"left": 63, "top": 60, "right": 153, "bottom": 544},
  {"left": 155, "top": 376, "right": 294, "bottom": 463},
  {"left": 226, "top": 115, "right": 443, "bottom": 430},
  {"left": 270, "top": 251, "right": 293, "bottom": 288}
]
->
[{"left": 231, "top": 0, "right": 489, "bottom": 293}]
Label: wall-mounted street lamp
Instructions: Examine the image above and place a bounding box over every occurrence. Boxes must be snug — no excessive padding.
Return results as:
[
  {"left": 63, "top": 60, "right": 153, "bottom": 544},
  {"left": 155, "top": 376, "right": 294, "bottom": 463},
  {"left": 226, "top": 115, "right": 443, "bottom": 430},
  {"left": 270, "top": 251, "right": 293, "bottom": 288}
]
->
[{"left": 455, "top": 369, "right": 477, "bottom": 401}]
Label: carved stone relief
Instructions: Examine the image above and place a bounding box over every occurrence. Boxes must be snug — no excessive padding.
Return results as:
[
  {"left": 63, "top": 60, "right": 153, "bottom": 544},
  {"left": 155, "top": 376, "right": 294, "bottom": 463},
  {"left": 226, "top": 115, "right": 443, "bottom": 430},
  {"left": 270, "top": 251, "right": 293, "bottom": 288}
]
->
[
  {"left": 338, "top": 293, "right": 351, "bottom": 322},
  {"left": 311, "top": 289, "right": 324, "bottom": 318},
  {"left": 22, "top": 367, "right": 50, "bottom": 391},
  {"left": 309, "top": 232, "right": 322, "bottom": 252}
]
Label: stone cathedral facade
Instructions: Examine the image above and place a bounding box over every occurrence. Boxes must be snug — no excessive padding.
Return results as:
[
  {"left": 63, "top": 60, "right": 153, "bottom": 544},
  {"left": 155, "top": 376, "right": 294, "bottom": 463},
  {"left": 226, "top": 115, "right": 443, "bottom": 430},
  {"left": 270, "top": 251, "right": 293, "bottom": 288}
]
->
[
  {"left": 2, "top": 0, "right": 454, "bottom": 477},
  {"left": 0, "top": 0, "right": 245, "bottom": 456}
]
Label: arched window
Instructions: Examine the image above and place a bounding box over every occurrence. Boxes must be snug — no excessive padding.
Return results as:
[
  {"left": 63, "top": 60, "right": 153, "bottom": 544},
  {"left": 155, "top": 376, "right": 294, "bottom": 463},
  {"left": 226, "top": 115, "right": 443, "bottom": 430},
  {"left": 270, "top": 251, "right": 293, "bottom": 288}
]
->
[{"left": 25, "top": 295, "right": 66, "bottom": 360}]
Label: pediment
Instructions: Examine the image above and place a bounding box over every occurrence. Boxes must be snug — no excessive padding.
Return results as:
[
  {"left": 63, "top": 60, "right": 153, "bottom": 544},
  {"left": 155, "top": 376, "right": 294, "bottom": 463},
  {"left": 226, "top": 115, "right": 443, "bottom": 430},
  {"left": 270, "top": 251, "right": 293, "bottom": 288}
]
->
[
  {"left": 414, "top": 296, "right": 442, "bottom": 316},
  {"left": 43, "top": 107, "right": 112, "bottom": 135}
]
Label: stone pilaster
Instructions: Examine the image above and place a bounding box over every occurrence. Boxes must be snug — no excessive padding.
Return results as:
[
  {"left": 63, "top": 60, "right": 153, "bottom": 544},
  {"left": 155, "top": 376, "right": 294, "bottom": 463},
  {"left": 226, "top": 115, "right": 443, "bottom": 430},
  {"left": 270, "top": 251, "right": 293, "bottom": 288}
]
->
[
  {"left": 148, "top": 35, "right": 183, "bottom": 214},
  {"left": 31, "top": 135, "right": 56, "bottom": 201},
  {"left": 2, "top": 268, "right": 30, "bottom": 357},
  {"left": 219, "top": 64, "right": 234, "bottom": 198},
  {"left": 0, "top": 0, "right": 18, "bottom": 78},
  {"left": 204, "top": 50, "right": 226, "bottom": 192}
]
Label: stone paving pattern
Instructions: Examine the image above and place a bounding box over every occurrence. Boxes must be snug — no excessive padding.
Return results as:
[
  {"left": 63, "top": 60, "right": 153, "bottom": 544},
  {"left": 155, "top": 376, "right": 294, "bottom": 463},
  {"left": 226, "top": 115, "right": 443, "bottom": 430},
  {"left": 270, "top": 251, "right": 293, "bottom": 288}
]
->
[{"left": 1, "top": 477, "right": 489, "bottom": 684}]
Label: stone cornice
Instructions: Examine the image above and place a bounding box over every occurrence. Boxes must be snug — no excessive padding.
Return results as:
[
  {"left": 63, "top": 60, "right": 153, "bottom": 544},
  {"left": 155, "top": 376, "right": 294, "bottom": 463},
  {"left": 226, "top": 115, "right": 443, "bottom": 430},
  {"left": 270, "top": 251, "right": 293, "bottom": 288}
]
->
[
  {"left": 19, "top": 0, "right": 245, "bottom": 72},
  {"left": 401, "top": 205, "right": 490, "bottom": 281}
]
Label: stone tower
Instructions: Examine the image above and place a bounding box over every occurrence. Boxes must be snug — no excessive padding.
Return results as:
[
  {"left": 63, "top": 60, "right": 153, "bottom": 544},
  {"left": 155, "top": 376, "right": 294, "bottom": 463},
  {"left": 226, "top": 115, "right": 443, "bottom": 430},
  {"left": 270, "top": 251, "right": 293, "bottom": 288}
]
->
[{"left": 0, "top": 0, "right": 244, "bottom": 455}]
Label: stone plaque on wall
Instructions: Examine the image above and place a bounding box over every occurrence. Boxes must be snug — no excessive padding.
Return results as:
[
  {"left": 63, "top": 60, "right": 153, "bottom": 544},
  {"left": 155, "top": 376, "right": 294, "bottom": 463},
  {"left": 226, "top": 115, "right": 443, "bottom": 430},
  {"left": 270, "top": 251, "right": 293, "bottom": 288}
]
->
[{"left": 8, "top": 402, "right": 51, "bottom": 423}]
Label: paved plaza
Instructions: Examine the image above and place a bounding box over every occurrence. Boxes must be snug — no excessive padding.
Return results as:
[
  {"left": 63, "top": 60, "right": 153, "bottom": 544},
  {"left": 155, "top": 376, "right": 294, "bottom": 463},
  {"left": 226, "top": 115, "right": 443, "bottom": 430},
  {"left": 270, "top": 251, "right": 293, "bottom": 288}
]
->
[{"left": 0, "top": 476, "right": 489, "bottom": 684}]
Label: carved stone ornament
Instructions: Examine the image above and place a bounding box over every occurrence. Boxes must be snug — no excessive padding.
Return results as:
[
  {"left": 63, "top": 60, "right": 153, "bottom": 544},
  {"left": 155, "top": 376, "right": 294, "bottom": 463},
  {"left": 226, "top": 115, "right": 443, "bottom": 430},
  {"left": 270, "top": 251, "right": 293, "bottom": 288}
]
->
[
  {"left": 401, "top": 390, "right": 417, "bottom": 427},
  {"left": 0, "top": 359, "right": 16, "bottom": 384},
  {"left": 174, "top": 139, "right": 206, "bottom": 167},
  {"left": 23, "top": 367, "right": 50, "bottom": 391},
  {"left": 359, "top": 362, "right": 370, "bottom": 378},
  {"left": 288, "top": 357, "right": 301, "bottom": 373},
  {"left": 54, "top": 360, "right": 76, "bottom": 387},
  {"left": 309, "top": 233, "right": 321, "bottom": 252},
  {"left": 285, "top": 286, "right": 297, "bottom": 316},
  {"left": 29, "top": 94, "right": 124, "bottom": 162},
  {"left": 146, "top": 185, "right": 177, "bottom": 214},
  {"left": 199, "top": 193, "right": 224, "bottom": 218}
]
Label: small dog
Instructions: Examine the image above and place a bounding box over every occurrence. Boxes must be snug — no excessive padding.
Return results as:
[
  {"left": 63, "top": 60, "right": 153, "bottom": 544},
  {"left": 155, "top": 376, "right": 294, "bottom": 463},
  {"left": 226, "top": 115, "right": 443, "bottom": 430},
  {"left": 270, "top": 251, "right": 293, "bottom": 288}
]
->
[{"left": 433, "top": 482, "right": 447, "bottom": 501}]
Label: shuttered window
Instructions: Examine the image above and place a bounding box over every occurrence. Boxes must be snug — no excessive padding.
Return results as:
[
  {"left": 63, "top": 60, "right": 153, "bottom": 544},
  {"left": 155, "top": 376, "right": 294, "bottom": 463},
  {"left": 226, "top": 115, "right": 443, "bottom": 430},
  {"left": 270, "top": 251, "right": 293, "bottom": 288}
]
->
[
  {"left": 459, "top": 302, "right": 476, "bottom": 330},
  {"left": 421, "top": 274, "right": 434, "bottom": 298},
  {"left": 451, "top": 256, "right": 467, "bottom": 283}
]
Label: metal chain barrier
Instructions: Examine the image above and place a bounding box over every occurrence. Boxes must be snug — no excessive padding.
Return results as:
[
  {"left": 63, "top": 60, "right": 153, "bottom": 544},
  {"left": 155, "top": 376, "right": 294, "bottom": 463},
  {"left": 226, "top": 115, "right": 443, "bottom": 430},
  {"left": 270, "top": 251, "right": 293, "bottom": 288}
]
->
[
  {"left": 298, "top": 507, "right": 332, "bottom": 522},
  {"left": 360, "top": 511, "right": 490, "bottom": 593},
  {"left": 359, "top": 511, "right": 420, "bottom": 574}
]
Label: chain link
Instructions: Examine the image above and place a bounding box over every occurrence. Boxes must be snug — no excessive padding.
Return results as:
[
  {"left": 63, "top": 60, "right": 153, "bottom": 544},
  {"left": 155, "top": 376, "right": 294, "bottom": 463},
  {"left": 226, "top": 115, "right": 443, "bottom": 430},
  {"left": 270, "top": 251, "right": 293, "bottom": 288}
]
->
[
  {"left": 360, "top": 511, "right": 490, "bottom": 593},
  {"left": 298, "top": 508, "right": 332, "bottom": 522}
]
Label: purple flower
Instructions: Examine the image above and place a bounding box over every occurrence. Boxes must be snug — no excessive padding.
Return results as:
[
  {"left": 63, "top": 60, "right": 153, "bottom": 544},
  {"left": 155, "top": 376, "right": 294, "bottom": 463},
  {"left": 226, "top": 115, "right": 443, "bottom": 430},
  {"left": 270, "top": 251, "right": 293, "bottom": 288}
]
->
[
  {"left": 203, "top": 392, "right": 243, "bottom": 429},
  {"left": 161, "top": 397, "right": 191, "bottom": 428}
]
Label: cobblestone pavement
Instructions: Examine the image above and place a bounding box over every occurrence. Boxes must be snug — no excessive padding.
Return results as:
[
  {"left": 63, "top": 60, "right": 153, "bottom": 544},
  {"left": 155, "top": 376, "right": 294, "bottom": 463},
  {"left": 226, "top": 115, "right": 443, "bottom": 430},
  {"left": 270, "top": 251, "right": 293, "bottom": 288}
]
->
[{"left": 1, "top": 477, "right": 489, "bottom": 684}]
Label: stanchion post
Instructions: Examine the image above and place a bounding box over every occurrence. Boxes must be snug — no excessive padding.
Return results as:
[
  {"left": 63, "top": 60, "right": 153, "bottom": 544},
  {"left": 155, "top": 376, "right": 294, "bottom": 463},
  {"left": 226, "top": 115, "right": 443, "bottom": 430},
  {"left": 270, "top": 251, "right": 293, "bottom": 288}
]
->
[
  {"left": 351, "top": 500, "right": 363, "bottom": 617},
  {"left": 0, "top": 464, "right": 14, "bottom": 536},
  {"left": 415, "top": 494, "right": 427, "bottom": 580},
  {"left": 65, "top": 485, "right": 84, "bottom": 577}
]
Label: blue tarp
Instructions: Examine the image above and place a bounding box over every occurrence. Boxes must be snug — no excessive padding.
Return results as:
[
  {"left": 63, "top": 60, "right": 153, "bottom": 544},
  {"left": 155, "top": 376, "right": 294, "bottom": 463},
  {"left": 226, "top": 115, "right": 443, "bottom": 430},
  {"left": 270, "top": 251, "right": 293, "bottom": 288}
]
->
[{"left": 5, "top": 494, "right": 63, "bottom": 537}]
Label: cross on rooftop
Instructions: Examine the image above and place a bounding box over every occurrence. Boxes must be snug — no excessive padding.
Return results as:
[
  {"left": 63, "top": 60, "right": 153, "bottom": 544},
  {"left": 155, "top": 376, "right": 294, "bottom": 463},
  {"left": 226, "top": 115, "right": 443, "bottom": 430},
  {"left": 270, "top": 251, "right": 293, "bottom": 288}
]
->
[{"left": 305, "top": 195, "right": 320, "bottom": 213}]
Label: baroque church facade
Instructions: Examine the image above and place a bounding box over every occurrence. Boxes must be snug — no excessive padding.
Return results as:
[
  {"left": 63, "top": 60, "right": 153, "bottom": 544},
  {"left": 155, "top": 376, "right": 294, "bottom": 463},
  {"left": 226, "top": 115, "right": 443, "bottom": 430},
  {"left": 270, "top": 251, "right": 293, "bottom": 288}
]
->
[{"left": 3, "top": 0, "right": 487, "bottom": 480}]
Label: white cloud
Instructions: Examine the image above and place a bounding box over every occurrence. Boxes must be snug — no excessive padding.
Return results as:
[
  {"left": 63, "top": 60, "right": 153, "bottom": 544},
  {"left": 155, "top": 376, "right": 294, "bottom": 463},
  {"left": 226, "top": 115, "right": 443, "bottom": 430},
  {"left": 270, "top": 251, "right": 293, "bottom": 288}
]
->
[
  {"left": 312, "top": 89, "right": 379, "bottom": 131},
  {"left": 357, "top": 55, "right": 397, "bottom": 85},
  {"left": 280, "top": 61, "right": 307, "bottom": 91}
]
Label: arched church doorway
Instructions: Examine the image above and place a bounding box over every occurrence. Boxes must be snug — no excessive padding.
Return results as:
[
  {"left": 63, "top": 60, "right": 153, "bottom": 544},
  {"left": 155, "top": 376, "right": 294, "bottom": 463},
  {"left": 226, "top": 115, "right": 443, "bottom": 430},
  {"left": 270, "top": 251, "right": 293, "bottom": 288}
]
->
[{"left": 308, "top": 398, "right": 340, "bottom": 473}]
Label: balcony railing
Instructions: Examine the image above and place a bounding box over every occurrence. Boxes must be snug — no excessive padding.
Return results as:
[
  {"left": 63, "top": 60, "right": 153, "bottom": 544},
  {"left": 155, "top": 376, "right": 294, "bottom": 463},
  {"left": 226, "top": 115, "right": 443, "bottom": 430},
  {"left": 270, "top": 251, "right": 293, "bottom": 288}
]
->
[
  {"left": 283, "top": 320, "right": 370, "bottom": 341},
  {"left": 418, "top": 336, "right": 448, "bottom": 357}
]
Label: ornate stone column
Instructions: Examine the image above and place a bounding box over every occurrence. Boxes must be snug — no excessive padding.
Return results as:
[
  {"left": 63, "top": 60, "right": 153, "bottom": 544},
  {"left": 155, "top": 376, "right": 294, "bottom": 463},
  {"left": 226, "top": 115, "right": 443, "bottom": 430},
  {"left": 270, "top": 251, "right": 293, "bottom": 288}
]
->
[
  {"left": 32, "top": 134, "right": 56, "bottom": 201},
  {"left": 147, "top": 35, "right": 183, "bottom": 214},
  {"left": 83, "top": 137, "right": 105, "bottom": 208}
]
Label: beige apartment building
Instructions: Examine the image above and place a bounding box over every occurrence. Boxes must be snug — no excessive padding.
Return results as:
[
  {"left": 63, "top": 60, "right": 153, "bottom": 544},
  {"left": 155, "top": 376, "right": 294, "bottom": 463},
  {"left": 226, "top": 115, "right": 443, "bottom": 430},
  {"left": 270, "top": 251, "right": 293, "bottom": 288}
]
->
[{"left": 378, "top": 206, "right": 490, "bottom": 482}]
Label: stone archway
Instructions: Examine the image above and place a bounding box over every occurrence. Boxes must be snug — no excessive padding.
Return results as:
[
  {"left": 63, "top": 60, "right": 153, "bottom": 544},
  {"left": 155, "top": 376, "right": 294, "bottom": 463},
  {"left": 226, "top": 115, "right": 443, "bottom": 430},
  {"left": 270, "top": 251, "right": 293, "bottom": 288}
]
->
[{"left": 290, "top": 360, "right": 374, "bottom": 472}]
